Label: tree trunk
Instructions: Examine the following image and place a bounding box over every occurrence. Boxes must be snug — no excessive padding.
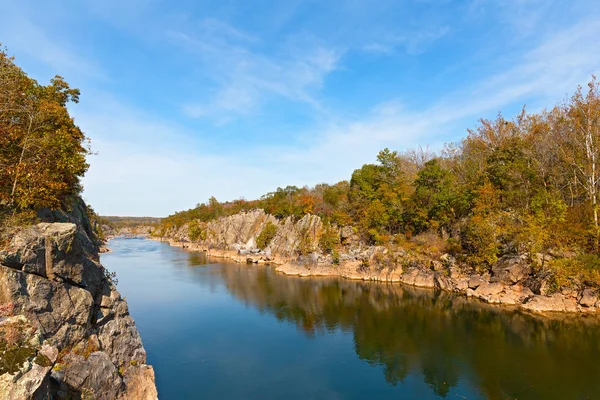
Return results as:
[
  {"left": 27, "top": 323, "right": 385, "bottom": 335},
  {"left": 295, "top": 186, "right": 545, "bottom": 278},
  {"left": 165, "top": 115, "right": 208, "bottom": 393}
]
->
[{"left": 10, "top": 116, "right": 33, "bottom": 208}]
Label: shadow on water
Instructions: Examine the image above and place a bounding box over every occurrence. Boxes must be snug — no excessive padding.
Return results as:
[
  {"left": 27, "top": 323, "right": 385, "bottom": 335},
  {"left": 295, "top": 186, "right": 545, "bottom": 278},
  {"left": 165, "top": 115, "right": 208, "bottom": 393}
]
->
[{"left": 216, "top": 263, "right": 600, "bottom": 400}]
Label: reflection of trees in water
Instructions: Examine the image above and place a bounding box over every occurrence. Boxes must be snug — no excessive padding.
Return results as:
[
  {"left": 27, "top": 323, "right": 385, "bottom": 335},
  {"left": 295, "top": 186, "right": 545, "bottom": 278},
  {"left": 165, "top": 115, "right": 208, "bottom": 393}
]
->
[
  {"left": 218, "top": 264, "right": 600, "bottom": 399},
  {"left": 187, "top": 252, "right": 208, "bottom": 267}
]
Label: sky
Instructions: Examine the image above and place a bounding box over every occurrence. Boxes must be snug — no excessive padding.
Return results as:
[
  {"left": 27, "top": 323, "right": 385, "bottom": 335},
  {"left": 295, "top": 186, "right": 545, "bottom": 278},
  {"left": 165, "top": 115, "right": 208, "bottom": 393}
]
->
[{"left": 2, "top": 0, "right": 600, "bottom": 217}]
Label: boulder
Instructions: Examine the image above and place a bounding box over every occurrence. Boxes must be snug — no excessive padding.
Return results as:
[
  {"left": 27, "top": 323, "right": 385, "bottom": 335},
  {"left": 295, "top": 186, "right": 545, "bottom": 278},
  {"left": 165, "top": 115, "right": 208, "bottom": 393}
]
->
[
  {"left": 435, "top": 274, "right": 454, "bottom": 291},
  {"left": 578, "top": 289, "right": 598, "bottom": 308},
  {"left": 492, "top": 255, "right": 532, "bottom": 284},
  {"left": 401, "top": 269, "right": 435, "bottom": 288},
  {"left": 471, "top": 282, "right": 504, "bottom": 301},
  {"left": 468, "top": 275, "right": 487, "bottom": 289},
  {"left": 521, "top": 293, "right": 580, "bottom": 313},
  {"left": 60, "top": 352, "right": 122, "bottom": 399}
]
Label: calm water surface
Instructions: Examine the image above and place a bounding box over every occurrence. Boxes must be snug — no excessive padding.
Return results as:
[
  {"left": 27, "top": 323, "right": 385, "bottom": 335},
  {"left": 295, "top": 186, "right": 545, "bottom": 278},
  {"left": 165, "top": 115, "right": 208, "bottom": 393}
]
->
[{"left": 101, "top": 238, "right": 600, "bottom": 399}]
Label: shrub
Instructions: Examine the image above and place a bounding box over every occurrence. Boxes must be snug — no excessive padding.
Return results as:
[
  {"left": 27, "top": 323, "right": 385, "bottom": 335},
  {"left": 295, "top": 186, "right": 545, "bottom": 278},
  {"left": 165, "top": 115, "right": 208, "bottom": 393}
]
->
[
  {"left": 332, "top": 249, "right": 340, "bottom": 265},
  {"left": 461, "top": 214, "right": 500, "bottom": 269},
  {"left": 256, "top": 221, "right": 278, "bottom": 250},
  {"left": 548, "top": 254, "right": 600, "bottom": 289},
  {"left": 318, "top": 223, "right": 339, "bottom": 254},
  {"left": 297, "top": 226, "right": 317, "bottom": 255},
  {"left": 188, "top": 220, "right": 207, "bottom": 242}
]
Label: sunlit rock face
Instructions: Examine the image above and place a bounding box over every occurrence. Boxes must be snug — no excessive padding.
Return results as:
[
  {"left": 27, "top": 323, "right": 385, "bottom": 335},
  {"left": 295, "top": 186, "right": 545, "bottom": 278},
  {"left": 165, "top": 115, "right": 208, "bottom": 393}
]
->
[
  {"left": 160, "top": 209, "right": 600, "bottom": 314},
  {"left": 0, "top": 198, "right": 157, "bottom": 399}
]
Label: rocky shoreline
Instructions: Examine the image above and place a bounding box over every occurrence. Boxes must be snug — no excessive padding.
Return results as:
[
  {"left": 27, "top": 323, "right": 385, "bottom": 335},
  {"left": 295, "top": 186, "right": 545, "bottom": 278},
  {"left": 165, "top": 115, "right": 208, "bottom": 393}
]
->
[
  {"left": 153, "top": 209, "right": 600, "bottom": 315},
  {"left": 0, "top": 199, "right": 158, "bottom": 399}
]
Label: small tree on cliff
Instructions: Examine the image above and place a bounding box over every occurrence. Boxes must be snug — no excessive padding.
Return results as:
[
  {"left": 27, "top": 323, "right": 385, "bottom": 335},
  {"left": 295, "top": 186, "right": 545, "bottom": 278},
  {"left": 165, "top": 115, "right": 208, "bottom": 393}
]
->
[{"left": 256, "top": 221, "right": 278, "bottom": 250}]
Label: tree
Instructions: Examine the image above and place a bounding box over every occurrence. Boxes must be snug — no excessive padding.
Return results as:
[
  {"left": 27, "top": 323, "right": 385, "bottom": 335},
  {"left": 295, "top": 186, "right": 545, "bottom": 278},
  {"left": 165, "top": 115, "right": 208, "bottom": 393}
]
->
[
  {"left": 554, "top": 77, "right": 600, "bottom": 247},
  {"left": 0, "top": 46, "right": 89, "bottom": 212},
  {"left": 410, "top": 159, "right": 469, "bottom": 234}
]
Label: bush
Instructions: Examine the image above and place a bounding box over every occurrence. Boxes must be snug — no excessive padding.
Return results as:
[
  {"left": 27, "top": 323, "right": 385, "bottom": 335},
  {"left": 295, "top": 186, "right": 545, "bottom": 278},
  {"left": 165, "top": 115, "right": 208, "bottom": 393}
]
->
[
  {"left": 256, "top": 221, "right": 278, "bottom": 250},
  {"left": 298, "top": 226, "right": 316, "bottom": 255},
  {"left": 188, "top": 220, "right": 207, "bottom": 242},
  {"left": 548, "top": 254, "right": 600, "bottom": 289},
  {"left": 319, "top": 223, "right": 339, "bottom": 254},
  {"left": 332, "top": 249, "right": 340, "bottom": 265},
  {"left": 461, "top": 214, "right": 500, "bottom": 269}
]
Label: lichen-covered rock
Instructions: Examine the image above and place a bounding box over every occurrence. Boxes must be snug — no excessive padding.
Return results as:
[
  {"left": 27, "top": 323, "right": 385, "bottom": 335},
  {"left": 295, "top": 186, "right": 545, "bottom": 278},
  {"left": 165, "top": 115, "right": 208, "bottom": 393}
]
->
[{"left": 0, "top": 316, "right": 58, "bottom": 399}]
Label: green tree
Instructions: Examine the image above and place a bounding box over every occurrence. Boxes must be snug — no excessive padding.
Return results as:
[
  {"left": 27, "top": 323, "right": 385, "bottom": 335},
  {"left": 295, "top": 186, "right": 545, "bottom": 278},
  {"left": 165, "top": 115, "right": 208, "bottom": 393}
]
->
[
  {"left": 256, "top": 221, "right": 278, "bottom": 250},
  {"left": 410, "top": 159, "right": 469, "bottom": 234}
]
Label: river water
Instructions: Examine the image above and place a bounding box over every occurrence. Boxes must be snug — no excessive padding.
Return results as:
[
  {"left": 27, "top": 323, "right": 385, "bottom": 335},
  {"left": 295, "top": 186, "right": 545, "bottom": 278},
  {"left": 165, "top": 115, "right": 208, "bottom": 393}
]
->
[{"left": 101, "top": 237, "right": 600, "bottom": 399}]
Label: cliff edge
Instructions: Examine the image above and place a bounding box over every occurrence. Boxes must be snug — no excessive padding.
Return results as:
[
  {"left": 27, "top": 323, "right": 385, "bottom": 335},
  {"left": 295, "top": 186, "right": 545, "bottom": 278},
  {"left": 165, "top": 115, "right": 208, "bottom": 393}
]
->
[{"left": 0, "top": 199, "right": 157, "bottom": 399}]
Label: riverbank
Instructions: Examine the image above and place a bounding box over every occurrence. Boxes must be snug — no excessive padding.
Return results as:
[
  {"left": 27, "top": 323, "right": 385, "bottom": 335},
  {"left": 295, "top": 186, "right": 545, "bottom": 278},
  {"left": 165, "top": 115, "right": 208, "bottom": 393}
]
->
[
  {"left": 152, "top": 235, "right": 599, "bottom": 315},
  {"left": 101, "top": 236, "right": 600, "bottom": 399}
]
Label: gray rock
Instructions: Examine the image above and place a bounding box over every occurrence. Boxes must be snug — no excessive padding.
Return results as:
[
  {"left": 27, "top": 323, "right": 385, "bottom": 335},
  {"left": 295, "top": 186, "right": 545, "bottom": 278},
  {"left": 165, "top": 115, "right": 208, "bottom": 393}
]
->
[
  {"left": 492, "top": 255, "right": 532, "bottom": 284},
  {"left": 0, "top": 198, "right": 156, "bottom": 398},
  {"left": 468, "top": 275, "right": 487, "bottom": 289},
  {"left": 521, "top": 293, "right": 579, "bottom": 313},
  {"left": 579, "top": 289, "right": 598, "bottom": 308}
]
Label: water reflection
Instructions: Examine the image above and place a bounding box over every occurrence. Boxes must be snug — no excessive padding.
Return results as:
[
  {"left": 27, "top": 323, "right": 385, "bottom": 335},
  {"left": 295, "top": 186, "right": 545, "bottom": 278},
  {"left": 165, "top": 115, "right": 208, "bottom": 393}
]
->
[
  {"left": 213, "top": 262, "right": 600, "bottom": 399},
  {"left": 104, "top": 239, "right": 600, "bottom": 399}
]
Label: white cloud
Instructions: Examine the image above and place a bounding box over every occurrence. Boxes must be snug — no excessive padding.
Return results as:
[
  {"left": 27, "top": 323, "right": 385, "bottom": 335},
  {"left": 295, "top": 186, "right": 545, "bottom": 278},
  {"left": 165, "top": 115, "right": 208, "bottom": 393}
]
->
[
  {"left": 0, "top": 2, "right": 105, "bottom": 82},
  {"left": 4, "top": 0, "right": 600, "bottom": 217},
  {"left": 169, "top": 23, "right": 343, "bottom": 121},
  {"left": 78, "top": 15, "right": 600, "bottom": 216}
]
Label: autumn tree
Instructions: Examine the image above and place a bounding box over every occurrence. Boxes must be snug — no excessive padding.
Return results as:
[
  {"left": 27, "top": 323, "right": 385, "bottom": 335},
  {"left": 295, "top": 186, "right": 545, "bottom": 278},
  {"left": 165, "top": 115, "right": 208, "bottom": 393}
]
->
[
  {"left": 553, "top": 78, "right": 600, "bottom": 247},
  {"left": 0, "top": 46, "right": 89, "bottom": 213}
]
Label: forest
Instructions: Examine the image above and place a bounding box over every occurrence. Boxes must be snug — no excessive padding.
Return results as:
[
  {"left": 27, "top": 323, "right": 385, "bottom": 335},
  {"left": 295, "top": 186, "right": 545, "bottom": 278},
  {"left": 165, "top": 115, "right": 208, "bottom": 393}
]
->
[{"left": 159, "top": 77, "right": 600, "bottom": 286}]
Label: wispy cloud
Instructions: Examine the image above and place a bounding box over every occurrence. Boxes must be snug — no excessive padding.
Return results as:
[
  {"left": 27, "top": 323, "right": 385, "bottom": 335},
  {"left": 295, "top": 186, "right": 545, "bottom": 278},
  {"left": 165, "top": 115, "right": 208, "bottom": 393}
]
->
[
  {"left": 78, "top": 14, "right": 600, "bottom": 216},
  {"left": 169, "top": 22, "right": 342, "bottom": 122},
  {"left": 0, "top": 2, "right": 105, "bottom": 82},
  {"left": 363, "top": 26, "right": 451, "bottom": 56},
  {"left": 3, "top": 0, "right": 600, "bottom": 216}
]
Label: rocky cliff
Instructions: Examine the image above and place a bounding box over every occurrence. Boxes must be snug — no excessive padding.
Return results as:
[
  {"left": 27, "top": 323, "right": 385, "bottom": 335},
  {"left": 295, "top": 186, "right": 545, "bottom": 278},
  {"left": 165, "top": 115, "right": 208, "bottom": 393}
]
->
[
  {"left": 158, "top": 210, "right": 599, "bottom": 314},
  {"left": 0, "top": 199, "right": 157, "bottom": 399}
]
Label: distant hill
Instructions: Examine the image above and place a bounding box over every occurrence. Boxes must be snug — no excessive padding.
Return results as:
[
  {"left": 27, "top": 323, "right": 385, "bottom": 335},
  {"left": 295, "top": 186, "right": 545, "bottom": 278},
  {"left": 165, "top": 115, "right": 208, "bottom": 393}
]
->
[{"left": 101, "top": 216, "right": 162, "bottom": 228}]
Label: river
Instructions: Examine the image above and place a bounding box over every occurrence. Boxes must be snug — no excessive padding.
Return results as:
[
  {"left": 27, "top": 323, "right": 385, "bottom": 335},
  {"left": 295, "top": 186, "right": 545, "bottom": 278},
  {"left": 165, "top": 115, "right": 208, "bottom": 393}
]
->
[{"left": 101, "top": 237, "right": 600, "bottom": 399}]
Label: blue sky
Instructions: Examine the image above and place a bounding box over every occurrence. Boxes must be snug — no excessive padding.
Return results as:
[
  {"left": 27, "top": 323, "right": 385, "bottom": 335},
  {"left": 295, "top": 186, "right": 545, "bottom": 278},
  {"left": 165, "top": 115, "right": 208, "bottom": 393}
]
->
[{"left": 2, "top": 0, "right": 600, "bottom": 216}]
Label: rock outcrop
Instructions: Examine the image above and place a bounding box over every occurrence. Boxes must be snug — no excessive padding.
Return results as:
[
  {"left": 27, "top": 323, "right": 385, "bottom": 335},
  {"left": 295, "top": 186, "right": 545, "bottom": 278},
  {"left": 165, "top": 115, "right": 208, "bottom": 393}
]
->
[
  {"left": 0, "top": 198, "right": 157, "bottom": 399},
  {"left": 156, "top": 209, "right": 600, "bottom": 315},
  {"left": 162, "top": 210, "right": 323, "bottom": 265}
]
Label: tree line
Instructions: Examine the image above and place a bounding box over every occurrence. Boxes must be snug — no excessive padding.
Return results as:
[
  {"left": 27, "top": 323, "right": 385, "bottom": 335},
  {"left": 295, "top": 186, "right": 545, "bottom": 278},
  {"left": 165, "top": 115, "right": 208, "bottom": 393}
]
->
[{"left": 161, "top": 77, "right": 600, "bottom": 285}]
